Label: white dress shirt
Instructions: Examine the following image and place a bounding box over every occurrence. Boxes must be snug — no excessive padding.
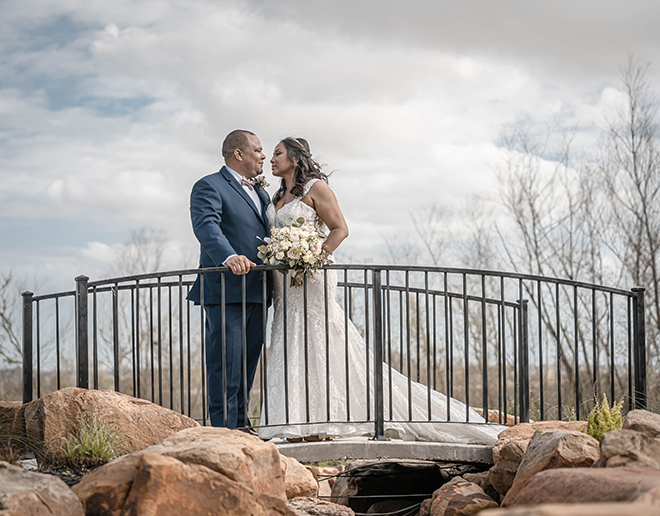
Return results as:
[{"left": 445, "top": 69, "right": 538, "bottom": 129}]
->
[
  {"left": 222, "top": 167, "right": 263, "bottom": 265},
  {"left": 226, "top": 167, "right": 262, "bottom": 211}
]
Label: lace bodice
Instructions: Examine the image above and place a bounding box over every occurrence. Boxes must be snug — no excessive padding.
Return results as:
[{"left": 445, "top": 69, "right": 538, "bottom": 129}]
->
[{"left": 266, "top": 179, "right": 329, "bottom": 234}]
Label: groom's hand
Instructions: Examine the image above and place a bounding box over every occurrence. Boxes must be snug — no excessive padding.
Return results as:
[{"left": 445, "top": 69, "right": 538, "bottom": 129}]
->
[{"left": 225, "top": 255, "right": 256, "bottom": 275}]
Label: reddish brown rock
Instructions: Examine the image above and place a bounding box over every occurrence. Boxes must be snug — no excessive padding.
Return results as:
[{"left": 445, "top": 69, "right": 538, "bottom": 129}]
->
[
  {"left": 143, "top": 426, "right": 286, "bottom": 502},
  {"left": 72, "top": 453, "right": 142, "bottom": 516},
  {"left": 281, "top": 455, "right": 318, "bottom": 499},
  {"left": 429, "top": 476, "right": 498, "bottom": 516},
  {"left": 501, "top": 429, "right": 599, "bottom": 506},
  {"left": 121, "top": 453, "right": 294, "bottom": 516},
  {"left": 288, "top": 496, "right": 355, "bottom": 515},
  {"left": 593, "top": 428, "right": 660, "bottom": 468},
  {"left": 489, "top": 441, "right": 527, "bottom": 497},
  {"left": 463, "top": 470, "right": 499, "bottom": 502},
  {"left": 21, "top": 387, "right": 199, "bottom": 465},
  {"left": 623, "top": 409, "right": 660, "bottom": 437},
  {"left": 0, "top": 460, "right": 84, "bottom": 516},
  {"left": 473, "top": 408, "right": 518, "bottom": 426},
  {"left": 510, "top": 465, "right": 660, "bottom": 506},
  {"left": 492, "top": 421, "right": 587, "bottom": 464},
  {"left": 480, "top": 503, "right": 660, "bottom": 515}
]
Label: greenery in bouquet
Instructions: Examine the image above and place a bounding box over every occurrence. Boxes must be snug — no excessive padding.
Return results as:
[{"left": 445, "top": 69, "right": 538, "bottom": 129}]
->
[{"left": 258, "top": 217, "right": 331, "bottom": 287}]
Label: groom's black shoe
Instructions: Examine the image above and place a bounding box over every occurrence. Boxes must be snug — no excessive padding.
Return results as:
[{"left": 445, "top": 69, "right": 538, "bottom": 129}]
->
[{"left": 238, "top": 426, "right": 271, "bottom": 441}]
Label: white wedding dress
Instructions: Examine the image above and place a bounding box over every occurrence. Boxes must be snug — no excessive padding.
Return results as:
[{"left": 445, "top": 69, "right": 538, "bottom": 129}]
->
[{"left": 258, "top": 180, "right": 503, "bottom": 444}]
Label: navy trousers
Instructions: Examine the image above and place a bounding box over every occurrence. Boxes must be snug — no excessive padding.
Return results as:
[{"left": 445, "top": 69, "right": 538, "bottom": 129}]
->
[{"left": 204, "top": 302, "right": 264, "bottom": 428}]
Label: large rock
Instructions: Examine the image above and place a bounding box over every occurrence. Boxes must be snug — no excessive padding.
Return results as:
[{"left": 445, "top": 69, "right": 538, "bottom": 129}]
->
[
  {"left": 623, "top": 409, "right": 660, "bottom": 437},
  {"left": 510, "top": 465, "right": 660, "bottom": 506},
  {"left": 492, "top": 421, "right": 587, "bottom": 464},
  {"left": 0, "top": 460, "right": 84, "bottom": 516},
  {"left": 281, "top": 455, "right": 318, "bottom": 499},
  {"left": 121, "top": 453, "right": 293, "bottom": 516},
  {"left": 143, "top": 426, "right": 286, "bottom": 502},
  {"left": 288, "top": 497, "right": 355, "bottom": 516},
  {"left": 72, "top": 453, "right": 143, "bottom": 515},
  {"left": 21, "top": 387, "right": 199, "bottom": 465},
  {"left": 74, "top": 426, "right": 288, "bottom": 512},
  {"left": 480, "top": 503, "right": 660, "bottom": 515},
  {"left": 463, "top": 470, "right": 499, "bottom": 502},
  {"left": 489, "top": 440, "right": 527, "bottom": 497},
  {"left": 501, "top": 429, "right": 599, "bottom": 506},
  {"left": 593, "top": 428, "right": 660, "bottom": 468},
  {"left": 428, "top": 476, "right": 498, "bottom": 516}
]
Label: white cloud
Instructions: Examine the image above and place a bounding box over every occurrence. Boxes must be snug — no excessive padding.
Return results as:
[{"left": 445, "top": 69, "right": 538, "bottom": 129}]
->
[{"left": 1, "top": 0, "right": 658, "bottom": 292}]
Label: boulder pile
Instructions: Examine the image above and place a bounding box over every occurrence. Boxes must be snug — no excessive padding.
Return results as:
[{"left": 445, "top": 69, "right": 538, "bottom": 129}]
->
[{"left": 3, "top": 387, "right": 660, "bottom": 515}]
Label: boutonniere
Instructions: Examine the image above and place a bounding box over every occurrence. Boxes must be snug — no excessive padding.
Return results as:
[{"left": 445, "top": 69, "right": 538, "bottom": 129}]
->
[{"left": 255, "top": 175, "right": 269, "bottom": 189}]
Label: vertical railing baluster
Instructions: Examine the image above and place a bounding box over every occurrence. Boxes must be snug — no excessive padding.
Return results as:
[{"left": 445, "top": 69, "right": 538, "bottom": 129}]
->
[
  {"left": 131, "top": 286, "right": 136, "bottom": 396},
  {"left": 627, "top": 296, "right": 632, "bottom": 411},
  {"left": 283, "top": 270, "right": 289, "bottom": 424},
  {"left": 364, "top": 269, "right": 371, "bottom": 421},
  {"left": 157, "top": 278, "right": 162, "bottom": 403},
  {"left": 520, "top": 299, "right": 530, "bottom": 423},
  {"left": 405, "top": 270, "right": 411, "bottom": 421},
  {"left": 632, "top": 287, "right": 647, "bottom": 409},
  {"left": 135, "top": 280, "right": 140, "bottom": 398},
  {"left": 56, "top": 297, "right": 61, "bottom": 390},
  {"left": 303, "top": 274, "right": 310, "bottom": 423},
  {"left": 372, "top": 269, "right": 386, "bottom": 440},
  {"left": 462, "top": 273, "right": 469, "bottom": 421},
  {"left": 344, "top": 268, "right": 350, "bottom": 421},
  {"left": 538, "top": 280, "right": 544, "bottom": 420},
  {"left": 75, "top": 275, "right": 89, "bottom": 390},
  {"left": 481, "top": 274, "right": 488, "bottom": 420},
  {"left": 93, "top": 287, "right": 98, "bottom": 390},
  {"left": 113, "top": 282, "right": 119, "bottom": 392},
  {"left": 169, "top": 285, "right": 174, "bottom": 410},
  {"left": 444, "top": 273, "right": 450, "bottom": 421},
  {"left": 609, "top": 292, "right": 615, "bottom": 404},
  {"left": 22, "top": 290, "right": 34, "bottom": 403},
  {"left": 36, "top": 300, "right": 41, "bottom": 398},
  {"left": 179, "top": 276, "right": 184, "bottom": 414},
  {"left": 556, "top": 282, "right": 562, "bottom": 420},
  {"left": 573, "top": 285, "right": 579, "bottom": 420},
  {"left": 592, "top": 288, "right": 597, "bottom": 397}
]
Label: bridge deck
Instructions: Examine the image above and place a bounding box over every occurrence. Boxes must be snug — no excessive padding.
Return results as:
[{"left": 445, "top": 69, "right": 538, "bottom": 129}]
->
[{"left": 275, "top": 436, "right": 494, "bottom": 465}]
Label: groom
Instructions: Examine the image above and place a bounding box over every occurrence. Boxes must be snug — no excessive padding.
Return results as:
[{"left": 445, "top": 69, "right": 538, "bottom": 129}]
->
[{"left": 187, "top": 129, "right": 270, "bottom": 429}]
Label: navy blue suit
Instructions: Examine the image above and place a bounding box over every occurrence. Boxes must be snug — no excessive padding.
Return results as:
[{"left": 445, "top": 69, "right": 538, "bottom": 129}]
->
[{"left": 187, "top": 166, "right": 271, "bottom": 428}]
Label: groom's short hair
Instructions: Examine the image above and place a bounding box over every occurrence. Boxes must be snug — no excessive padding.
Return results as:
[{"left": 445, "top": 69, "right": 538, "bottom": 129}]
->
[{"left": 222, "top": 130, "right": 256, "bottom": 160}]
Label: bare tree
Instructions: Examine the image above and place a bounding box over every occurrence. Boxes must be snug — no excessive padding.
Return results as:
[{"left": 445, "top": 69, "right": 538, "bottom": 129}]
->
[
  {"left": 0, "top": 271, "right": 22, "bottom": 364},
  {"left": 599, "top": 56, "right": 660, "bottom": 359}
]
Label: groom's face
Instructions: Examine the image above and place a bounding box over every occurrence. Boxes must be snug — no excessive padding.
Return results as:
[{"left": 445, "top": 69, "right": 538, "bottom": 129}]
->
[{"left": 239, "top": 135, "right": 266, "bottom": 178}]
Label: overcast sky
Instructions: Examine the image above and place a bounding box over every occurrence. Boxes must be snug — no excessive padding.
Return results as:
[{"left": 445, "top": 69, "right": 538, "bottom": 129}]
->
[{"left": 2, "top": 0, "right": 660, "bottom": 293}]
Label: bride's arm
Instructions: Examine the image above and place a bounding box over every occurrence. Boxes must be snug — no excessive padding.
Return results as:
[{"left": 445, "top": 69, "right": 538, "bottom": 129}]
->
[{"left": 306, "top": 182, "right": 349, "bottom": 254}]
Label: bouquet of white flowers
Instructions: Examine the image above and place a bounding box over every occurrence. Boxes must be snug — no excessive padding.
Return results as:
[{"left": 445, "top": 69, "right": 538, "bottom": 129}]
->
[{"left": 258, "top": 217, "right": 332, "bottom": 287}]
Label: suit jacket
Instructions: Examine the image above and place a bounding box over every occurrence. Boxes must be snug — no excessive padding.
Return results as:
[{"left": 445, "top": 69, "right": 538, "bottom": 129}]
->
[{"left": 187, "top": 166, "right": 271, "bottom": 305}]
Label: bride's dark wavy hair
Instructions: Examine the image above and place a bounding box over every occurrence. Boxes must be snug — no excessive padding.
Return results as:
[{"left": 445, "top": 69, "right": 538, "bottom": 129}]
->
[{"left": 272, "top": 137, "right": 329, "bottom": 206}]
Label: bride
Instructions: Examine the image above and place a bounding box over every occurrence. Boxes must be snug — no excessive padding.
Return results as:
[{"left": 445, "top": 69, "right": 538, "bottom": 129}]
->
[{"left": 258, "top": 137, "right": 502, "bottom": 444}]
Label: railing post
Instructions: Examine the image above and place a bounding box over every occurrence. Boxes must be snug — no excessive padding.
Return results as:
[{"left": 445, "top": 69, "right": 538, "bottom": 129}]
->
[
  {"left": 371, "top": 269, "right": 388, "bottom": 440},
  {"left": 632, "top": 287, "right": 647, "bottom": 409},
  {"left": 22, "top": 291, "right": 34, "bottom": 403},
  {"left": 519, "top": 299, "right": 530, "bottom": 422},
  {"left": 75, "top": 275, "right": 89, "bottom": 389}
]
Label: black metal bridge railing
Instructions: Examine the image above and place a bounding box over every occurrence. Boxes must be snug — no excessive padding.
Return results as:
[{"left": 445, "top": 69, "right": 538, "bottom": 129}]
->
[{"left": 21, "top": 264, "right": 647, "bottom": 438}]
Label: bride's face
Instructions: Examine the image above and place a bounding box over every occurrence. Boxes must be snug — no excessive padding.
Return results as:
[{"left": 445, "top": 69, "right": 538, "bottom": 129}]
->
[{"left": 270, "top": 142, "right": 295, "bottom": 177}]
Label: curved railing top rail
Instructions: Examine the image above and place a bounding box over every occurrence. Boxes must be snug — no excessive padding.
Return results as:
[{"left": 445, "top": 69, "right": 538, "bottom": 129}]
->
[{"left": 61, "top": 264, "right": 636, "bottom": 296}]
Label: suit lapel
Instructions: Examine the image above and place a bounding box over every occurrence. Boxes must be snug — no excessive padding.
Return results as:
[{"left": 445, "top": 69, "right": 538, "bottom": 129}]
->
[{"left": 221, "top": 167, "right": 269, "bottom": 229}]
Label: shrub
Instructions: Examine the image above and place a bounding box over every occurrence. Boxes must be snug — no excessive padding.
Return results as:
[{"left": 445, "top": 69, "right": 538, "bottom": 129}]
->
[
  {"left": 586, "top": 395, "right": 623, "bottom": 440},
  {"left": 62, "top": 409, "right": 127, "bottom": 468}
]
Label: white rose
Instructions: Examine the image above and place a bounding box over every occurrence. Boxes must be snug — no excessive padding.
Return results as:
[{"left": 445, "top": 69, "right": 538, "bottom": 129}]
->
[{"left": 275, "top": 251, "right": 285, "bottom": 261}]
